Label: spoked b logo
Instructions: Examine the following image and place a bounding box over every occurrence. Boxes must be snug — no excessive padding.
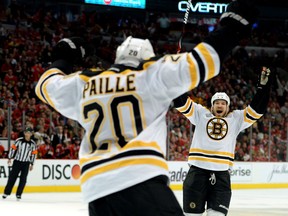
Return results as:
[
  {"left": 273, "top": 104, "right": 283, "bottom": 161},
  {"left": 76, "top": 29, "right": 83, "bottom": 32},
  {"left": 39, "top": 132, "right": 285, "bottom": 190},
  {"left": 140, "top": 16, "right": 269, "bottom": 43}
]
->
[{"left": 206, "top": 117, "right": 228, "bottom": 140}]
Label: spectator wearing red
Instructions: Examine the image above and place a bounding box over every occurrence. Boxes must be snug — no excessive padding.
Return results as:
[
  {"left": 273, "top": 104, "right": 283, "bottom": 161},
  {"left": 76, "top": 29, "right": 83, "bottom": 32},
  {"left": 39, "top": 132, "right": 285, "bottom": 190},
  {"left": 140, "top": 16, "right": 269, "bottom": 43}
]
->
[
  {"left": 55, "top": 143, "right": 66, "bottom": 159},
  {"left": 38, "top": 137, "right": 55, "bottom": 159},
  {"left": 31, "top": 63, "right": 44, "bottom": 87},
  {"left": 3, "top": 69, "right": 18, "bottom": 86},
  {"left": 0, "top": 58, "right": 13, "bottom": 79},
  {"left": 0, "top": 143, "right": 5, "bottom": 158}
]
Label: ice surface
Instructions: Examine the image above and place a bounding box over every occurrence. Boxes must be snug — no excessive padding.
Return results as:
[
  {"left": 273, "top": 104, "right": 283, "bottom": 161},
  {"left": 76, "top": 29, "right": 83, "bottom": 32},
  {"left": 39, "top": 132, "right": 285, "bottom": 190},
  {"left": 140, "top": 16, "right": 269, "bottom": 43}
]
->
[{"left": 1, "top": 189, "right": 288, "bottom": 216}]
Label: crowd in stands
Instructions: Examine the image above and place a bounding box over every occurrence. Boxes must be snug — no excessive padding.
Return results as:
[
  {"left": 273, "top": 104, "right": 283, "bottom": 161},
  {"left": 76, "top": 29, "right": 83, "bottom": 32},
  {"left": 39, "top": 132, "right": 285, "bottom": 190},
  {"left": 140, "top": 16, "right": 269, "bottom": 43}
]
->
[{"left": 0, "top": 1, "right": 287, "bottom": 162}]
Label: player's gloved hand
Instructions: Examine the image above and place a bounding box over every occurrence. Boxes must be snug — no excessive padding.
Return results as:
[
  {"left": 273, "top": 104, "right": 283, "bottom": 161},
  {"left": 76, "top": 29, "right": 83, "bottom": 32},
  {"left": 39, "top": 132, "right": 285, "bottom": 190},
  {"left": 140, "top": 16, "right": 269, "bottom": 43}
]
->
[
  {"left": 258, "top": 66, "right": 272, "bottom": 89},
  {"left": 219, "top": 0, "right": 258, "bottom": 39},
  {"left": 51, "top": 37, "right": 86, "bottom": 66}
]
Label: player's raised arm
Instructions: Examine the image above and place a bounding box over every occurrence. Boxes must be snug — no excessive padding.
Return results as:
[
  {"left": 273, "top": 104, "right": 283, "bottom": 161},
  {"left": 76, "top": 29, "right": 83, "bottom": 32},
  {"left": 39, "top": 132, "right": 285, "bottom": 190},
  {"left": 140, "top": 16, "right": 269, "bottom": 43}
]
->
[
  {"left": 173, "top": 93, "right": 191, "bottom": 109},
  {"left": 152, "top": 0, "right": 259, "bottom": 101},
  {"left": 35, "top": 37, "right": 88, "bottom": 120},
  {"left": 204, "top": 0, "right": 258, "bottom": 62},
  {"left": 249, "top": 67, "right": 273, "bottom": 115}
]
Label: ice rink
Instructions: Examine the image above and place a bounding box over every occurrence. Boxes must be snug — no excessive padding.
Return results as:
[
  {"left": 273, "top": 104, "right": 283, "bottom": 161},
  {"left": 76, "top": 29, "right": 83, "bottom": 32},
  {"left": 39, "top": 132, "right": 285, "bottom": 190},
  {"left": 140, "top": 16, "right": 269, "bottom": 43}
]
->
[{"left": 1, "top": 189, "right": 288, "bottom": 216}]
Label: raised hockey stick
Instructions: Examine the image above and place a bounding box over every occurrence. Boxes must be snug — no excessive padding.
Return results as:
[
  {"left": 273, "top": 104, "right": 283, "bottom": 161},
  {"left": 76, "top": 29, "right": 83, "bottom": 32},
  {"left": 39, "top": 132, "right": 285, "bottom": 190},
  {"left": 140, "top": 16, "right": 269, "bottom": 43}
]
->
[{"left": 177, "top": 0, "right": 192, "bottom": 54}]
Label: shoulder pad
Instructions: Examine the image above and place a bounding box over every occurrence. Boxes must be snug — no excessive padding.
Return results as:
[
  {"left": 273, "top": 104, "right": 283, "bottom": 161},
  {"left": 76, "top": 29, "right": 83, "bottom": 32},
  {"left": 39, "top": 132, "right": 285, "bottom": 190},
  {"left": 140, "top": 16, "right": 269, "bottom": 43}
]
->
[
  {"left": 80, "top": 68, "right": 104, "bottom": 77},
  {"left": 138, "top": 56, "right": 160, "bottom": 69}
]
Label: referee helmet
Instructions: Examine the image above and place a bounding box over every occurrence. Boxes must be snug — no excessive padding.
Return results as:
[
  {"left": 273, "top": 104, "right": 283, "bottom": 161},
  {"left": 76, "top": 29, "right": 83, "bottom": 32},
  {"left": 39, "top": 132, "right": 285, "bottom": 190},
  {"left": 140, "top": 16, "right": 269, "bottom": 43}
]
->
[{"left": 24, "top": 127, "right": 34, "bottom": 133}]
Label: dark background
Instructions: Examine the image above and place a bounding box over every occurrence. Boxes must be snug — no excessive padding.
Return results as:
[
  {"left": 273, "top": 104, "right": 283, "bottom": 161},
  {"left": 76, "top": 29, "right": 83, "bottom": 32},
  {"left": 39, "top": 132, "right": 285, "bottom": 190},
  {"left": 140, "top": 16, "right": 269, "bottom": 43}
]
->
[
  {"left": 1, "top": 0, "right": 287, "bottom": 33},
  {"left": 3, "top": 0, "right": 288, "bottom": 19}
]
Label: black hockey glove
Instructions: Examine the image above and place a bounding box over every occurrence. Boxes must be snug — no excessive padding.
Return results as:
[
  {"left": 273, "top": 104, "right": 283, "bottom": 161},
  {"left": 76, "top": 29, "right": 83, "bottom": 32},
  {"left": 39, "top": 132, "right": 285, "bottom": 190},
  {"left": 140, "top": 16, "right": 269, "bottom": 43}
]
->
[
  {"left": 220, "top": 0, "right": 258, "bottom": 39},
  {"left": 50, "top": 37, "right": 86, "bottom": 74},
  {"left": 51, "top": 37, "right": 86, "bottom": 66},
  {"left": 204, "top": 0, "right": 258, "bottom": 62}
]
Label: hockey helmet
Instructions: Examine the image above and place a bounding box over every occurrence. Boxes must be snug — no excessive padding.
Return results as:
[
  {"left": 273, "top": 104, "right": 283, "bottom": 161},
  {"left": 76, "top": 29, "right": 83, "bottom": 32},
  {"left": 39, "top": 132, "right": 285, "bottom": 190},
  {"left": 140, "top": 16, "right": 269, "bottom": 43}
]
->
[
  {"left": 211, "top": 92, "right": 230, "bottom": 106},
  {"left": 115, "top": 36, "right": 155, "bottom": 68}
]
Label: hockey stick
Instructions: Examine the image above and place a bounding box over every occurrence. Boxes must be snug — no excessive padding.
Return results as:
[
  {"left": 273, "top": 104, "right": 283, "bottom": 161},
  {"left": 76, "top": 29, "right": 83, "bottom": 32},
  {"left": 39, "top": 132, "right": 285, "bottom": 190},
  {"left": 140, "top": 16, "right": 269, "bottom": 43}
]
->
[{"left": 177, "top": 0, "right": 192, "bottom": 54}]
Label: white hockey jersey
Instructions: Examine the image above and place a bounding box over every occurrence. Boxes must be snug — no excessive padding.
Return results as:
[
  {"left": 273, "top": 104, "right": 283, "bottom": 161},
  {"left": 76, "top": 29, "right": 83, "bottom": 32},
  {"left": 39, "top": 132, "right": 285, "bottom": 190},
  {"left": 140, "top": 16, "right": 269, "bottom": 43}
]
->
[
  {"left": 176, "top": 97, "right": 263, "bottom": 171},
  {"left": 35, "top": 42, "right": 220, "bottom": 203}
]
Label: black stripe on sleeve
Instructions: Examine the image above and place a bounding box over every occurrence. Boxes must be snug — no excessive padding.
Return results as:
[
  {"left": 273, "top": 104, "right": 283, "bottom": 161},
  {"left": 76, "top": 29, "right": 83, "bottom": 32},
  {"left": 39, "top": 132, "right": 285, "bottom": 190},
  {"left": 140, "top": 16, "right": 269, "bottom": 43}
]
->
[
  {"left": 182, "top": 102, "right": 192, "bottom": 115},
  {"left": 173, "top": 93, "right": 189, "bottom": 108},
  {"left": 246, "top": 112, "right": 258, "bottom": 121},
  {"left": 190, "top": 50, "right": 205, "bottom": 83}
]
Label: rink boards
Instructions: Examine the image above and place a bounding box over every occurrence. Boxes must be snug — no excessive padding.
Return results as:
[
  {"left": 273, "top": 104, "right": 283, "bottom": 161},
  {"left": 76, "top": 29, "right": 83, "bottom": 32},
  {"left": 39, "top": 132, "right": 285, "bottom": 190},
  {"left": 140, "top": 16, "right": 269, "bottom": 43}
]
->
[{"left": 0, "top": 160, "right": 288, "bottom": 192}]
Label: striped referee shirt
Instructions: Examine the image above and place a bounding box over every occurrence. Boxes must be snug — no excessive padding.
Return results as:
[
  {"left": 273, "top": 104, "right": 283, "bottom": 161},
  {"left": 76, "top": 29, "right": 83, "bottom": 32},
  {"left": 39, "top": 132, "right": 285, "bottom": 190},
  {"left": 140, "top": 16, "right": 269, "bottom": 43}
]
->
[{"left": 8, "top": 137, "right": 37, "bottom": 165}]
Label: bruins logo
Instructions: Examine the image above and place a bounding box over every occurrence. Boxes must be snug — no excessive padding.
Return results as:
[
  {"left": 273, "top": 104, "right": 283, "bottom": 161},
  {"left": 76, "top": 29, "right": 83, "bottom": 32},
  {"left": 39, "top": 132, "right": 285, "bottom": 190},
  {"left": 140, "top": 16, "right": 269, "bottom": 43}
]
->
[{"left": 206, "top": 117, "right": 228, "bottom": 140}]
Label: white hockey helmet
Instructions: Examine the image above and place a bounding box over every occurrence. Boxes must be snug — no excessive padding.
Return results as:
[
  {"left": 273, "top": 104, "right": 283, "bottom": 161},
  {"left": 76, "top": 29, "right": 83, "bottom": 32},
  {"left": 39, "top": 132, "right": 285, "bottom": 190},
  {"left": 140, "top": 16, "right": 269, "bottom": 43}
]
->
[
  {"left": 114, "top": 36, "right": 155, "bottom": 68},
  {"left": 211, "top": 92, "right": 230, "bottom": 106}
]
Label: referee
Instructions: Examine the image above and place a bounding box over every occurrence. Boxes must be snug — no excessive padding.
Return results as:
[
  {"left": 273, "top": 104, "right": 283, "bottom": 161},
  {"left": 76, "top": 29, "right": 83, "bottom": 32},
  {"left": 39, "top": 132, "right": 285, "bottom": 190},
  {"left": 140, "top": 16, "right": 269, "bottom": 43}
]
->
[{"left": 2, "top": 127, "right": 37, "bottom": 200}]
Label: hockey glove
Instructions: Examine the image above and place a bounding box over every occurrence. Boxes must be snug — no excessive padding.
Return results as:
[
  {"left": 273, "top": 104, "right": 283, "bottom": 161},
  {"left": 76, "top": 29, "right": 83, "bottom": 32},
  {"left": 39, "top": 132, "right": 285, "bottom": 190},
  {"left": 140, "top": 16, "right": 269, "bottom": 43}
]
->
[
  {"left": 204, "top": 0, "right": 258, "bottom": 62},
  {"left": 220, "top": 0, "right": 258, "bottom": 39},
  {"left": 251, "top": 67, "right": 272, "bottom": 114},
  {"left": 258, "top": 66, "right": 272, "bottom": 89},
  {"left": 51, "top": 37, "right": 86, "bottom": 66}
]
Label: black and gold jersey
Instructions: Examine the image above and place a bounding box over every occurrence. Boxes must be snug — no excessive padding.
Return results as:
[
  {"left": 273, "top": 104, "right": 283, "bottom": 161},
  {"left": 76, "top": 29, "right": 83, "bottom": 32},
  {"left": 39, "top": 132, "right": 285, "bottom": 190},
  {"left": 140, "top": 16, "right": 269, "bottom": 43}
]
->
[
  {"left": 176, "top": 96, "right": 263, "bottom": 171},
  {"left": 35, "top": 42, "right": 220, "bottom": 203}
]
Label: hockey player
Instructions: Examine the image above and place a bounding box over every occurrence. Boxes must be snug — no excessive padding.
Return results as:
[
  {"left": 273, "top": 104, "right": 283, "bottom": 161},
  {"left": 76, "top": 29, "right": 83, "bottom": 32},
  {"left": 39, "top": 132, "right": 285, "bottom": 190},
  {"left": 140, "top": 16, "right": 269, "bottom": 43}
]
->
[
  {"left": 173, "top": 67, "right": 273, "bottom": 216},
  {"left": 35, "top": 1, "right": 258, "bottom": 215}
]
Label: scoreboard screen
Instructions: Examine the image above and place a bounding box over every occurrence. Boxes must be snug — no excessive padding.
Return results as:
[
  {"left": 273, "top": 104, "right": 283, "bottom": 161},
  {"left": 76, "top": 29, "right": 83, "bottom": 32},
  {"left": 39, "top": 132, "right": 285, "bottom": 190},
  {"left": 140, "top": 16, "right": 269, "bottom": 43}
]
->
[{"left": 85, "top": 0, "right": 146, "bottom": 9}]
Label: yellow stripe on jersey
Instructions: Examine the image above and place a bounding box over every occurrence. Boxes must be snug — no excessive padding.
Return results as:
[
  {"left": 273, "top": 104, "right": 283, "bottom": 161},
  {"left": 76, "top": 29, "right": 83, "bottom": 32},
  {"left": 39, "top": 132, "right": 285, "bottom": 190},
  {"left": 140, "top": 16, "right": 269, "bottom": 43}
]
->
[
  {"left": 35, "top": 68, "right": 64, "bottom": 103},
  {"left": 247, "top": 106, "right": 262, "bottom": 119},
  {"left": 185, "top": 103, "right": 195, "bottom": 117},
  {"left": 79, "top": 72, "right": 116, "bottom": 82},
  {"left": 41, "top": 78, "right": 56, "bottom": 109},
  {"left": 38, "top": 70, "right": 81, "bottom": 111},
  {"left": 79, "top": 74, "right": 90, "bottom": 82},
  {"left": 187, "top": 54, "right": 199, "bottom": 90},
  {"left": 176, "top": 98, "right": 195, "bottom": 118},
  {"left": 176, "top": 97, "right": 192, "bottom": 113},
  {"left": 243, "top": 109, "right": 257, "bottom": 124},
  {"left": 80, "top": 157, "right": 168, "bottom": 184},
  {"left": 143, "top": 60, "right": 157, "bottom": 70},
  {"left": 123, "top": 141, "right": 162, "bottom": 152},
  {"left": 188, "top": 156, "right": 234, "bottom": 166},
  {"left": 79, "top": 69, "right": 138, "bottom": 82},
  {"left": 190, "top": 148, "right": 234, "bottom": 158},
  {"left": 35, "top": 84, "right": 46, "bottom": 104},
  {"left": 73, "top": 60, "right": 150, "bottom": 79},
  {"left": 79, "top": 141, "right": 163, "bottom": 165},
  {"left": 195, "top": 43, "right": 216, "bottom": 80},
  {"left": 39, "top": 68, "right": 65, "bottom": 83}
]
